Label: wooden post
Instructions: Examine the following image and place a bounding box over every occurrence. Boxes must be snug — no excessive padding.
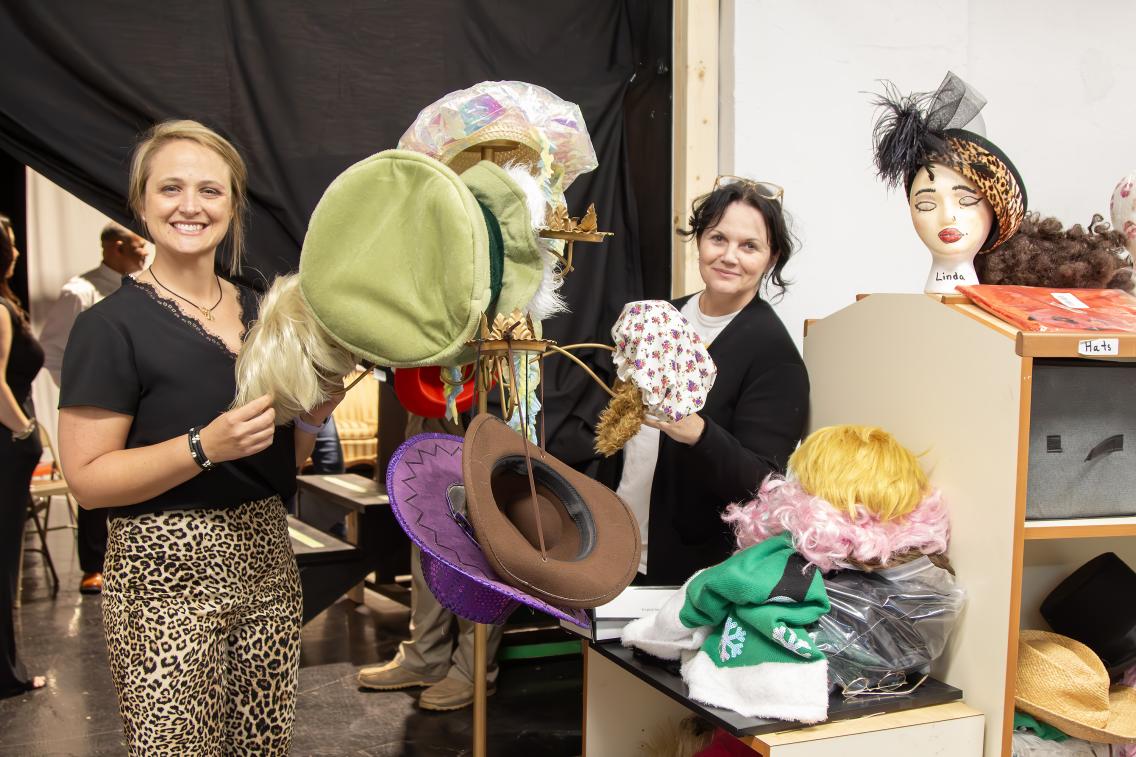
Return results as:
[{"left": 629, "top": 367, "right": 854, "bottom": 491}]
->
[
  {"left": 671, "top": 0, "right": 720, "bottom": 298},
  {"left": 472, "top": 353, "right": 490, "bottom": 757}
]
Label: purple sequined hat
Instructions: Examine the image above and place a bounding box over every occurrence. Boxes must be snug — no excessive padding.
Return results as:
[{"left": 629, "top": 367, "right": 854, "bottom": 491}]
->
[{"left": 386, "top": 433, "right": 590, "bottom": 626}]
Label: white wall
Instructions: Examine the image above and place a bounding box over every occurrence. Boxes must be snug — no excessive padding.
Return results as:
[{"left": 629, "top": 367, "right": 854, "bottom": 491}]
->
[
  {"left": 26, "top": 169, "right": 122, "bottom": 448},
  {"left": 721, "top": 0, "right": 1136, "bottom": 346}
]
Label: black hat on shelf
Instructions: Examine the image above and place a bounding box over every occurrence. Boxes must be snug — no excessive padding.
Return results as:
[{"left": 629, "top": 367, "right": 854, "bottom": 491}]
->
[{"left": 1040, "top": 552, "right": 1136, "bottom": 676}]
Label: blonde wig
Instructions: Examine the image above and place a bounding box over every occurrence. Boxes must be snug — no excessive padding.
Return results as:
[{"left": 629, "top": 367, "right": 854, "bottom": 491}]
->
[
  {"left": 234, "top": 274, "right": 357, "bottom": 424},
  {"left": 128, "top": 119, "right": 249, "bottom": 275},
  {"left": 594, "top": 380, "right": 646, "bottom": 457},
  {"left": 790, "top": 425, "right": 928, "bottom": 521}
]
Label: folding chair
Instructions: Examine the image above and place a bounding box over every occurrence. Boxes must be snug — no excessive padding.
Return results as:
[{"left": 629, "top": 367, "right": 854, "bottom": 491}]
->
[{"left": 18, "top": 424, "right": 76, "bottom": 601}]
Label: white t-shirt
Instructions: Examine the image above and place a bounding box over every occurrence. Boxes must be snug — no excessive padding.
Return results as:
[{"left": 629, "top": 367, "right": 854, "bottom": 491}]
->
[{"left": 616, "top": 295, "right": 741, "bottom": 574}]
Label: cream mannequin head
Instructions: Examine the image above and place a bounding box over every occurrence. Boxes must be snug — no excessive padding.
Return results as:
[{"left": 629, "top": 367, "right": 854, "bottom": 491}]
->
[{"left": 908, "top": 162, "right": 994, "bottom": 293}]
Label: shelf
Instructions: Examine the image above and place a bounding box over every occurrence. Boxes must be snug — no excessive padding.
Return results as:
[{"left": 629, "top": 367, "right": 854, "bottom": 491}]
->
[
  {"left": 1023, "top": 516, "right": 1136, "bottom": 540},
  {"left": 590, "top": 640, "right": 963, "bottom": 739}
]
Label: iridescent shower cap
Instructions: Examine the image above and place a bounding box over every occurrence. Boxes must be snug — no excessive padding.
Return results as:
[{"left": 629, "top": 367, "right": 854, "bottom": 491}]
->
[{"left": 398, "top": 80, "right": 598, "bottom": 192}]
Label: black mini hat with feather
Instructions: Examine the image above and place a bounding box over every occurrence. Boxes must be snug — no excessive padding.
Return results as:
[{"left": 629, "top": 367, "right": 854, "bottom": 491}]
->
[{"left": 872, "top": 72, "right": 1027, "bottom": 252}]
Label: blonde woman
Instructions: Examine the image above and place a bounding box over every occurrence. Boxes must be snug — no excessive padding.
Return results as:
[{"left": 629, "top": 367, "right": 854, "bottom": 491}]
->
[{"left": 58, "top": 120, "right": 336, "bottom": 754}]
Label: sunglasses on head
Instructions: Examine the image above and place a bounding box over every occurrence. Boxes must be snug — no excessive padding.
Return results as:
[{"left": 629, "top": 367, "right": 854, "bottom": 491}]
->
[{"left": 713, "top": 175, "right": 784, "bottom": 203}]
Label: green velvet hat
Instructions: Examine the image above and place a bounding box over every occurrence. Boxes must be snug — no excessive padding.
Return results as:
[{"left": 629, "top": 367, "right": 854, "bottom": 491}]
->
[{"left": 299, "top": 150, "right": 543, "bottom": 368}]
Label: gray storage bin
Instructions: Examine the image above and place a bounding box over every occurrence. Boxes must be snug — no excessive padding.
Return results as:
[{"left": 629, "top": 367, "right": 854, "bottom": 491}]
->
[{"left": 1027, "top": 360, "right": 1136, "bottom": 520}]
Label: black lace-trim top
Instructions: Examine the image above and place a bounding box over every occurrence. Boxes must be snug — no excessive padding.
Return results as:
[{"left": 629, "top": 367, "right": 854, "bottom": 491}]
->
[
  {"left": 58, "top": 276, "right": 296, "bottom": 518},
  {"left": 126, "top": 277, "right": 251, "bottom": 359}
]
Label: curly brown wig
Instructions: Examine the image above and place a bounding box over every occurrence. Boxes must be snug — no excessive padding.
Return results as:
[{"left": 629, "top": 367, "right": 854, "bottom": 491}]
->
[
  {"left": 975, "top": 212, "right": 1134, "bottom": 291},
  {"left": 594, "top": 380, "right": 646, "bottom": 457}
]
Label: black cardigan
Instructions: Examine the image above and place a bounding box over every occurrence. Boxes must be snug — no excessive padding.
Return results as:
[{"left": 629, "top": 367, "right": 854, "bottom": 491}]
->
[{"left": 599, "top": 293, "right": 809, "bottom": 584}]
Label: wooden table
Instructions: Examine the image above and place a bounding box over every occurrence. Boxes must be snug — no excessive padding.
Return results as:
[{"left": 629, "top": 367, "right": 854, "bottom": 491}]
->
[{"left": 583, "top": 642, "right": 984, "bottom": 756}]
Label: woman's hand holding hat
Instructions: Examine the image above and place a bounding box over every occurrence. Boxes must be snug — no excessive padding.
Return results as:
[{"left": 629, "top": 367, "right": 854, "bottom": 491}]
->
[{"left": 644, "top": 413, "right": 706, "bottom": 446}]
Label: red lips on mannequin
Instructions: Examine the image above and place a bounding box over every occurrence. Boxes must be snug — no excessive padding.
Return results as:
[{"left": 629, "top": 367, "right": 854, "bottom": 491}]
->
[{"left": 938, "top": 227, "right": 963, "bottom": 244}]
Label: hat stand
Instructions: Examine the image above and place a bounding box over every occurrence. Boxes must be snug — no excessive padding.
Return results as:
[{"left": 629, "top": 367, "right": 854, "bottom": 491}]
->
[
  {"left": 461, "top": 310, "right": 616, "bottom": 757},
  {"left": 445, "top": 141, "right": 612, "bottom": 757}
]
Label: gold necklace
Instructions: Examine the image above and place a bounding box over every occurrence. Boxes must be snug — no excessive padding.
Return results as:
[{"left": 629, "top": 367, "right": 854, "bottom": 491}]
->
[{"left": 148, "top": 265, "right": 223, "bottom": 321}]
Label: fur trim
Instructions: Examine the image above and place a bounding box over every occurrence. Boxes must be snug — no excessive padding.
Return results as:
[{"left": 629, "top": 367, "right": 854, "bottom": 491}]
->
[
  {"left": 621, "top": 581, "right": 707, "bottom": 660},
  {"left": 723, "top": 476, "right": 950, "bottom": 573},
  {"left": 682, "top": 651, "right": 829, "bottom": 723},
  {"left": 595, "top": 380, "right": 646, "bottom": 456},
  {"left": 503, "top": 163, "right": 567, "bottom": 320}
]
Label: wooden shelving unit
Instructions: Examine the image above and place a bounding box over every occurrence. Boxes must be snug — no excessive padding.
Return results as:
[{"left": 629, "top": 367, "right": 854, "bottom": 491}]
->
[
  {"left": 803, "top": 293, "right": 1136, "bottom": 757},
  {"left": 1024, "top": 517, "right": 1136, "bottom": 540}
]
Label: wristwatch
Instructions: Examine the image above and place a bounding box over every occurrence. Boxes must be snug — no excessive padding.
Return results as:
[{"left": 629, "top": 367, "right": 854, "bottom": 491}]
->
[{"left": 12, "top": 418, "right": 36, "bottom": 440}]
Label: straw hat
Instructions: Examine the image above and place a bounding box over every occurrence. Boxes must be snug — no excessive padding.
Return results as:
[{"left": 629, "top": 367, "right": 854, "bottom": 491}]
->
[{"left": 1015, "top": 630, "right": 1136, "bottom": 744}]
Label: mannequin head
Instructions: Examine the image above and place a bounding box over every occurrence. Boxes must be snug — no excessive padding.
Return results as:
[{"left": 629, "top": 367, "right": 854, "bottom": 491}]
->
[
  {"left": 908, "top": 162, "right": 995, "bottom": 270},
  {"left": 1110, "top": 171, "right": 1136, "bottom": 257},
  {"left": 872, "top": 74, "right": 1026, "bottom": 293}
]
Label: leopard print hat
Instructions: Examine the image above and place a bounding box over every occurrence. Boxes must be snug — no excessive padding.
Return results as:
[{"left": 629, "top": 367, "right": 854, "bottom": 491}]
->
[{"left": 936, "top": 129, "right": 1028, "bottom": 251}]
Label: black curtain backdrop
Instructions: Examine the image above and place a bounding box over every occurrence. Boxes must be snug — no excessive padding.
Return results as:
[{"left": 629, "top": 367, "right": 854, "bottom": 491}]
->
[{"left": 0, "top": 0, "right": 672, "bottom": 466}]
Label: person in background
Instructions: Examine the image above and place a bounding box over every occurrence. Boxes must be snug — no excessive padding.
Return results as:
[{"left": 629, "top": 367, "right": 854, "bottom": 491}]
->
[
  {"left": 0, "top": 213, "right": 46, "bottom": 698},
  {"left": 39, "top": 222, "right": 149, "bottom": 595},
  {"left": 600, "top": 177, "right": 810, "bottom": 585},
  {"left": 356, "top": 412, "right": 505, "bottom": 712}
]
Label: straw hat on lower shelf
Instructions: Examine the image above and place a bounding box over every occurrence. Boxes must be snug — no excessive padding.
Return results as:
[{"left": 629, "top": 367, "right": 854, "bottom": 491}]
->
[{"left": 1015, "top": 630, "right": 1136, "bottom": 745}]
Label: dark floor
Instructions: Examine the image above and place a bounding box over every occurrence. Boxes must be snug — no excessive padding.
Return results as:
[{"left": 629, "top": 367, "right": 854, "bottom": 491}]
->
[{"left": 0, "top": 507, "right": 583, "bottom": 756}]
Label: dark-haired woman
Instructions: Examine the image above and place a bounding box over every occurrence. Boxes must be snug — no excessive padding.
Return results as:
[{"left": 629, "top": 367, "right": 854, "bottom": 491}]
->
[
  {"left": 0, "top": 214, "right": 46, "bottom": 698},
  {"left": 603, "top": 177, "right": 810, "bottom": 585}
]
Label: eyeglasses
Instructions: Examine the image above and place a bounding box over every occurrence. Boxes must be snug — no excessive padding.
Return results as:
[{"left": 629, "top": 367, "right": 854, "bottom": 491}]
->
[
  {"left": 714, "top": 175, "right": 784, "bottom": 203},
  {"left": 841, "top": 671, "right": 929, "bottom": 700}
]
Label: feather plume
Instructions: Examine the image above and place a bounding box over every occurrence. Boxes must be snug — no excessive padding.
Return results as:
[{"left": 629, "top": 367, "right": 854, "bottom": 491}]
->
[
  {"left": 870, "top": 82, "right": 948, "bottom": 191},
  {"left": 503, "top": 162, "right": 568, "bottom": 320}
]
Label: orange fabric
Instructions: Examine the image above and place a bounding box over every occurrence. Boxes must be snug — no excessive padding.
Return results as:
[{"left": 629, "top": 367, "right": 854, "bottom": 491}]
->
[{"left": 960, "top": 284, "right": 1136, "bottom": 332}]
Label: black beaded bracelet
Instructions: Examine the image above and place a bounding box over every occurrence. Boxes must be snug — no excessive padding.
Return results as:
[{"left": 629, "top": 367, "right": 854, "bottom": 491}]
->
[{"left": 187, "top": 426, "right": 215, "bottom": 471}]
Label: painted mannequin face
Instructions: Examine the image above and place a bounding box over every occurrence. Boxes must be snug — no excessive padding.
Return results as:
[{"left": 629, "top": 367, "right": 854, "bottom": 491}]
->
[{"left": 909, "top": 163, "right": 994, "bottom": 262}]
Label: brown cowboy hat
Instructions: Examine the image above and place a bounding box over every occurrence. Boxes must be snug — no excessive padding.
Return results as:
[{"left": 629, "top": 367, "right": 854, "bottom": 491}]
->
[
  {"left": 1015, "top": 630, "right": 1136, "bottom": 744},
  {"left": 462, "top": 413, "right": 640, "bottom": 608}
]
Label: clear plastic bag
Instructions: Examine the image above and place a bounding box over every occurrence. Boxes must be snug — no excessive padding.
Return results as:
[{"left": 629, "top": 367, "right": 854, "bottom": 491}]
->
[{"left": 812, "top": 557, "right": 966, "bottom": 692}]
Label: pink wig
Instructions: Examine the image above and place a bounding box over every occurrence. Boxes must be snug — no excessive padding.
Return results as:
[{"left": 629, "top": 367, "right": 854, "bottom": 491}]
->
[{"left": 723, "top": 476, "right": 950, "bottom": 573}]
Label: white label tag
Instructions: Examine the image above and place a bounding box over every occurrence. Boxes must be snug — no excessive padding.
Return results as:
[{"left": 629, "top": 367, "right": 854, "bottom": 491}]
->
[
  {"left": 1052, "top": 292, "right": 1089, "bottom": 309},
  {"left": 1078, "top": 338, "right": 1119, "bottom": 356}
]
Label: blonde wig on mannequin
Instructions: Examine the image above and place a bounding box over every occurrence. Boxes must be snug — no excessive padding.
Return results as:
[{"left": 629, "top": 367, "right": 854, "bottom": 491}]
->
[
  {"left": 791, "top": 425, "right": 928, "bottom": 521},
  {"left": 233, "top": 274, "right": 357, "bottom": 424},
  {"left": 128, "top": 119, "right": 249, "bottom": 275}
]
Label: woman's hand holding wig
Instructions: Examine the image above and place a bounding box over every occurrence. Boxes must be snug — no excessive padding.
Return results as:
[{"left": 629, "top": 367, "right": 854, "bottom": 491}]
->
[{"left": 233, "top": 274, "right": 358, "bottom": 425}]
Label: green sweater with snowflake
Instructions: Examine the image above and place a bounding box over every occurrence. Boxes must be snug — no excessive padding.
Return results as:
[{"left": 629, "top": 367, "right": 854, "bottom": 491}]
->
[{"left": 680, "top": 532, "right": 830, "bottom": 668}]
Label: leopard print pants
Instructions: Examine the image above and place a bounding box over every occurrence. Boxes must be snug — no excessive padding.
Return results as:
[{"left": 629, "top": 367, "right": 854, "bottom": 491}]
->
[{"left": 103, "top": 496, "right": 302, "bottom": 756}]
